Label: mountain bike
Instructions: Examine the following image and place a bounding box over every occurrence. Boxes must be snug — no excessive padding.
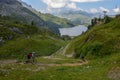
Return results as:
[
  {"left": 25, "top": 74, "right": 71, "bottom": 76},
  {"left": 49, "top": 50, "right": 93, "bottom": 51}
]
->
[{"left": 22, "top": 55, "right": 37, "bottom": 64}]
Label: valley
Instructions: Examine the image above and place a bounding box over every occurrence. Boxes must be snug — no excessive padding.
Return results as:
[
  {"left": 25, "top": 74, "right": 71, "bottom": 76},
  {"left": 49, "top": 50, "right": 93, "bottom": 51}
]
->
[
  {"left": 0, "top": 15, "right": 120, "bottom": 80},
  {"left": 0, "top": 0, "right": 120, "bottom": 80}
]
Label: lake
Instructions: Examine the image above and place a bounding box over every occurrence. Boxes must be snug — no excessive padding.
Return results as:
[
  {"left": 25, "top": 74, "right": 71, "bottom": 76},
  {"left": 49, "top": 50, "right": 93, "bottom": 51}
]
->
[{"left": 59, "top": 25, "right": 88, "bottom": 37}]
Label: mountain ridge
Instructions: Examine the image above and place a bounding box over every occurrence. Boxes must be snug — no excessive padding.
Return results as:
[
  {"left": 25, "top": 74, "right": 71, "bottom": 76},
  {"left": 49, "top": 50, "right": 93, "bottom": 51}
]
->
[
  {"left": 54, "top": 9, "right": 93, "bottom": 25},
  {"left": 0, "top": 0, "right": 75, "bottom": 34}
]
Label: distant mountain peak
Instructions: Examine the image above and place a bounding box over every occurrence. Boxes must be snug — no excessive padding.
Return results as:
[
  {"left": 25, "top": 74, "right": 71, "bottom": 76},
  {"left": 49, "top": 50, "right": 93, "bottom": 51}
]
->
[{"left": 54, "top": 9, "right": 91, "bottom": 25}]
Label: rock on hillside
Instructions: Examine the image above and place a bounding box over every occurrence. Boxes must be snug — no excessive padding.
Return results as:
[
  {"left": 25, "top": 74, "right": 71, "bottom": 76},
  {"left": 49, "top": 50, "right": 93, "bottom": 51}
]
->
[{"left": 0, "top": 0, "right": 44, "bottom": 26}]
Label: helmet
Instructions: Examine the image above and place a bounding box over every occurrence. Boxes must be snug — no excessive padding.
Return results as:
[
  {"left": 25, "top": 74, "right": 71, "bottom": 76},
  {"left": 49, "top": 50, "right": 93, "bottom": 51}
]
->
[{"left": 32, "top": 52, "right": 35, "bottom": 54}]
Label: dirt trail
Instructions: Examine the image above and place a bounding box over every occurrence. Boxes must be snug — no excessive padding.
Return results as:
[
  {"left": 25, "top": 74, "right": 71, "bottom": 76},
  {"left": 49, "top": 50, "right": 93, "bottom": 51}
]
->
[
  {"left": 37, "top": 61, "right": 88, "bottom": 67},
  {"left": 0, "top": 60, "right": 17, "bottom": 65},
  {"left": 0, "top": 59, "right": 88, "bottom": 67}
]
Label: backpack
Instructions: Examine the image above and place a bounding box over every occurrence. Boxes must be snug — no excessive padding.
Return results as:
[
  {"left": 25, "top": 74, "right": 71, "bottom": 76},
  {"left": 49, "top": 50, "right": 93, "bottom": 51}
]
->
[{"left": 28, "top": 53, "right": 32, "bottom": 57}]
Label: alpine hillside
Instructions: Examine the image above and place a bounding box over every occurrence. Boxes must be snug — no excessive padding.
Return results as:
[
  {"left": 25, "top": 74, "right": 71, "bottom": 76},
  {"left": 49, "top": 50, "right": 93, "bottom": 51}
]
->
[
  {"left": 62, "top": 15, "right": 120, "bottom": 59},
  {"left": 0, "top": 16, "right": 66, "bottom": 59},
  {"left": 0, "top": 0, "right": 120, "bottom": 80}
]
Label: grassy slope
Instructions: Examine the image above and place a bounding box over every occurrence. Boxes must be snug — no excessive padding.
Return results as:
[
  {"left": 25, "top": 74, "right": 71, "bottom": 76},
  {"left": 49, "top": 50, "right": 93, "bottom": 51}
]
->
[
  {"left": 0, "top": 18, "right": 66, "bottom": 59},
  {"left": 65, "top": 16, "right": 120, "bottom": 59},
  {"left": 0, "top": 35, "right": 66, "bottom": 59}
]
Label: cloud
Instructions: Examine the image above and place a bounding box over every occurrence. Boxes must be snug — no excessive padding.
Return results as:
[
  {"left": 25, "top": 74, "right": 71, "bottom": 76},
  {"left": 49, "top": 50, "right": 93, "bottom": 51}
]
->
[
  {"left": 89, "top": 8, "right": 99, "bottom": 13},
  {"left": 99, "top": 7, "right": 109, "bottom": 13},
  {"left": 42, "top": 0, "right": 103, "bottom": 9},
  {"left": 41, "top": 0, "right": 109, "bottom": 14},
  {"left": 113, "top": 7, "right": 120, "bottom": 13},
  {"left": 67, "top": 3, "right": 77, "bottom": 9},
  {"left": 87, "top": 7, "right": 111, "bottom": 14},
  {"left": 42, "top": 0, "right": 68, "bottom": 8},
  {"left": 70, "top": 0, "right": 103, "bottom": 3}
]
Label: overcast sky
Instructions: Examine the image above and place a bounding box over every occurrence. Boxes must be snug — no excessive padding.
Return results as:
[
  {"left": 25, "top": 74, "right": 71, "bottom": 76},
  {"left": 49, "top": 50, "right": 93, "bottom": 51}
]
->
[{"left": 21, "top": 0, "right": 120, "bottom": 14}]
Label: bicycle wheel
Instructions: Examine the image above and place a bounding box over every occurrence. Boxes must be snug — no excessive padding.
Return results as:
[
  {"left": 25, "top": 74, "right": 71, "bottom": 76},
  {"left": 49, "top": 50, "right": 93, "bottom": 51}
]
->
[
  {"left": 22, "top": 55, "right": 28, "bottom": 63},
  {"left": 32, "top": 58, "right": 37, "bottom": 64}
]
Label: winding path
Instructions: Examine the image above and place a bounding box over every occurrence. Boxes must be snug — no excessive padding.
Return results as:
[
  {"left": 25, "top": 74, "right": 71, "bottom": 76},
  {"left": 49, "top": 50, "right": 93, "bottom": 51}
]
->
[
  {"left": 0, "top": 59, "right": 88, "bottom": 67},
  {"left": 37, "top": 61, "right": 88, "bottom": 67}
]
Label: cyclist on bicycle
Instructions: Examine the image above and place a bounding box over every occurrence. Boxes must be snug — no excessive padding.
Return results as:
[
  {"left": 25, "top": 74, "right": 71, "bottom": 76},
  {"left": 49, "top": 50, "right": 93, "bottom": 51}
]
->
[{"left": 27, "top": 52, "right": 36, "bottom": 63}]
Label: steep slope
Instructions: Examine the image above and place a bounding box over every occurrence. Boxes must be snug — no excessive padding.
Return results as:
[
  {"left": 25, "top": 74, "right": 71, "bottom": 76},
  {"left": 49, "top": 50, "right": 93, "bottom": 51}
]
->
[
  {"left": 20, "top": 3, "right": 76, "bottom": 33},
  {"left": 18, "top": 0, "right": 75, "bottom": 27},
  {"left": 0, "top": 0, "right": 75, "bottom": 34},
  {"left": 64, "top": 15, "right": 120, "bottom": 59},
  {"left": 18, "top": 0, "right": 75, "bottom": 28},
  {"left": 0, "top": 0, "right": 44, "bottom": 26}
]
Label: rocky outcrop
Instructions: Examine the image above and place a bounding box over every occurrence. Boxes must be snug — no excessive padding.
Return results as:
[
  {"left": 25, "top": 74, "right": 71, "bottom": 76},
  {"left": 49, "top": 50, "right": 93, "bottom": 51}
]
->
[
  {"left": 9, "top": 27, "right": 23, "bottom": 34},
  {"left": 0, "top": 0, "right": 45, "bottom": 26}
]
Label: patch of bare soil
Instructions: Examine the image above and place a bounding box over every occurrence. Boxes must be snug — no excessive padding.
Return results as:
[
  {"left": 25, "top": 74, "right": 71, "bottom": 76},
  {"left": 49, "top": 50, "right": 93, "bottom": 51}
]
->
[{"left": 108, "top": 67, "right": 120, "bottom": 80}]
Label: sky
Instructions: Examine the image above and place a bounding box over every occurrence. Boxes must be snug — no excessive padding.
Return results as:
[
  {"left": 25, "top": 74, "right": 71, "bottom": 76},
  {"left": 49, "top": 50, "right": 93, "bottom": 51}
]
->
[{"left": 21, "top": 0, "right": 120, "bottom": 15}]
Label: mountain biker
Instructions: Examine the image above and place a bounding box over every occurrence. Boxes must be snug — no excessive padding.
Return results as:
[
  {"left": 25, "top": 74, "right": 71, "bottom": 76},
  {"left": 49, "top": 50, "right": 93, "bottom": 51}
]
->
[
  {"left": 27, "top": 52, "right": 32, "bottom": 62},
  {"left": 27, "top": 52, "right": 36, "bottom": 63},
  {"left": 80, "top": 54, "right": 85, "bottom": 62}
]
